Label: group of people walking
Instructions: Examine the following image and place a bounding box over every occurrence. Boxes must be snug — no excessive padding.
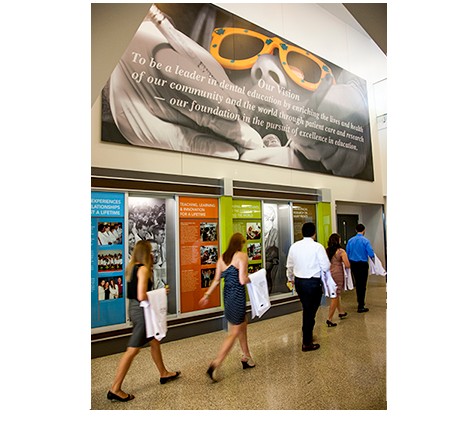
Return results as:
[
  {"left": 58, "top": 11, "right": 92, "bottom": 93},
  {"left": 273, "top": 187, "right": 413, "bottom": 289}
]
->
[
  {"left": 286, "top": 222, "right": 375, "bottom": 352},
  {"left": 106, "top": 222, "right": 376, "bottom": 402}
]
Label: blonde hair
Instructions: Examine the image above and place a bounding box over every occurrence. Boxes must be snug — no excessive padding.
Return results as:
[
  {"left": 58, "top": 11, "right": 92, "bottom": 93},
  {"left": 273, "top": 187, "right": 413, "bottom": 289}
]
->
[{"left": 125, "top": 240, "right": 153, "bottom": 282}]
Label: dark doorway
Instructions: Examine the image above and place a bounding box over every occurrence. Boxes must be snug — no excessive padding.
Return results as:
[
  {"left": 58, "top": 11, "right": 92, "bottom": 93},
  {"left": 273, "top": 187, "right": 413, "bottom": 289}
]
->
[{"left": 337, "top": 214, "right": 359, "bottom": 250}]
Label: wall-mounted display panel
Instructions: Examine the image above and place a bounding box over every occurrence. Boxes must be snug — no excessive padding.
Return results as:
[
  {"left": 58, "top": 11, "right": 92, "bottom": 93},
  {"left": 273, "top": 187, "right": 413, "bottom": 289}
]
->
[
  {"left": 179, "top": 197, "right": 220, "bottom": 313},
  {"left": 293, "top": 203, "right": 316, "bottom": 241},
  {"left": 232, "top": 199, "right": 263, "bottom": 273},
  {"left": 91, "top": 192, "right": 126, "bottom": 328},
  {"left": 128, "top": 196, "right": 166, "bottom": 286},
  {"left": 91, "top": 187, "right": 323, "bottom": 332},
  {"left": 263, "top": 202, "right": 292, "bottom": 295},
  {"left": 128, "top": 195, "right": 177, "bottom": 314}
]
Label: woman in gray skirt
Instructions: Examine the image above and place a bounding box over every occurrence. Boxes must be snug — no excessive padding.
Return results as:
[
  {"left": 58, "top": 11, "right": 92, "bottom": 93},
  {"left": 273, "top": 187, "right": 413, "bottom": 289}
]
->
[{"left": 107, "top": 240, "right": 180, "bottom": 402}]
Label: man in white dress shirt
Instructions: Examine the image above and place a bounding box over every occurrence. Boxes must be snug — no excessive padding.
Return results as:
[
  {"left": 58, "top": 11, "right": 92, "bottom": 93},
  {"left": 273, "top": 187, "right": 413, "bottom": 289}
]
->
[{"left": 286, "top": 222, "right": 330, "bottom": 352}]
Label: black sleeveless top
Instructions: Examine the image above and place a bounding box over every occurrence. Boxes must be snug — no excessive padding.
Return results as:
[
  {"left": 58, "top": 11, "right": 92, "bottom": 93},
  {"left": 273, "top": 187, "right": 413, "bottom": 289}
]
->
[{"left": 126, "top": 264, "right": 153, "bottom": 300}]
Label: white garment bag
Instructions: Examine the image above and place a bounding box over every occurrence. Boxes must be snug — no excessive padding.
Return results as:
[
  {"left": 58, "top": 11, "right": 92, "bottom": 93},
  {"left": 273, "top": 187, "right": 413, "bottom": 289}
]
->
[
  {"left": 139, "top": 288, "right": 168, "bottom": 340},
  {"left": 321, "top": 270, "right": 338, "bottom": 298},
  {"left": 368, "top": 254, "right": 387, "bottom": 276},
  {"left": 343, "top": 265, "right": 354, "bottom": 290},
  {"left": 247, "top": 269, "right": 271, "bottom": 319}
]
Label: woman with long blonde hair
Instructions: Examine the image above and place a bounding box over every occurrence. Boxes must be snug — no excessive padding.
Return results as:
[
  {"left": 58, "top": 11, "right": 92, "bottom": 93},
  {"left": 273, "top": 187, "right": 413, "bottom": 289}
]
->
[
  {"left": 199, "top": 233, "right": 255, "bottom": 381},
  {"left": 107, "top": 240, "right": 180, "bottom": 402}
]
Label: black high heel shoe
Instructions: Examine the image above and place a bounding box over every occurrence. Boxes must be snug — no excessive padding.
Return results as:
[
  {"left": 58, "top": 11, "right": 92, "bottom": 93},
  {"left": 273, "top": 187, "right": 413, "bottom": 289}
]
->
[
  {"left": 326, "top": 320, "right": 337, "bottom": 327},
  {"left": 241, "top": 355, "right": 256, "bottom": 369},
  {"left": 107, "top": 390, "right": 135, "bottom": 402},
  {"left": 338, "top": 312, "right": 348, "bottom": 319},
  {"left": 207, "top": 364, "right": 218, "bottom": 382}
]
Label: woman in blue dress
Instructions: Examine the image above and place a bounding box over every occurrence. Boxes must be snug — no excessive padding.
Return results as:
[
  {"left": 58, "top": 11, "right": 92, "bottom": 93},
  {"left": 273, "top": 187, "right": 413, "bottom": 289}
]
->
[{"left": 199, "top": 233, "right": 255, "bottom": 381}]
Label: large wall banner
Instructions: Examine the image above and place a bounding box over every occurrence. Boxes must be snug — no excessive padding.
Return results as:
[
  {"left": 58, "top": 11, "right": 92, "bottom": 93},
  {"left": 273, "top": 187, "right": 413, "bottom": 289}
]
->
[
  {"left": 102, "top": 3, "right": 373, "bottom": 181},
  {"left": 91, "top": 192, "right": 126, "bottom": 328},
  {"left": 179, "top": 197, "right": 220, "bottom": 313}
]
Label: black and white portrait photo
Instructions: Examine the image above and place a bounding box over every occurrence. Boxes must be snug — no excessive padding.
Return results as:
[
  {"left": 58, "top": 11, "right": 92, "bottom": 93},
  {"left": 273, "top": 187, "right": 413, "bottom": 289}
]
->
[{"left": 128, "top": 197, "right": 167, "bottom": 288}]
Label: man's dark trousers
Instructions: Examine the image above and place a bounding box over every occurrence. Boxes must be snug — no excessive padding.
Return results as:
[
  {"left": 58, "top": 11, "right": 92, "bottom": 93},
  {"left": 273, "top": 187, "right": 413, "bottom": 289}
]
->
[
  {"left": 294, "top": 277, "right": 323, "bottom": 345},
  {"left": 350, "top": 261, "right": 369, "bottom": 309}
]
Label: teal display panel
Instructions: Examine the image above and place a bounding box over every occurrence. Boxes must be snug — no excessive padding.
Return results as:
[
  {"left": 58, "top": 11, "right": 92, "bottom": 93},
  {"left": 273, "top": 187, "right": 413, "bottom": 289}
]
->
[{"left": 91, "top": 191, "right": 126, "bottom": 328}]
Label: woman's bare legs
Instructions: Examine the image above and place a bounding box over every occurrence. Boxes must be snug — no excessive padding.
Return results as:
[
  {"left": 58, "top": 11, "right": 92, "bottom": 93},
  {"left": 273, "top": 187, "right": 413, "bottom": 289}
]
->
[
  {"left": 110, "top": 347, "right": 140, "bottom": 397},
  {"left": 210, "top": 321, "right": 254, "bottom": 366},
  {"left": 328, "top": 296, "right": 346, "bottom": 322},
  {"left": 149, "top": 338, "right": 178, "bottom": 378},
  {"left": 328, "top": 298, "right": 338, "bottom": 321},
  {"left": 336, "top": 297, "right": 345, "bottom": 315},
  {"left": 211, "top": 323, "right": 242, "bottom": 368},
  {"left": 237, "top": 320, "right": 253, "bottom": 361}
]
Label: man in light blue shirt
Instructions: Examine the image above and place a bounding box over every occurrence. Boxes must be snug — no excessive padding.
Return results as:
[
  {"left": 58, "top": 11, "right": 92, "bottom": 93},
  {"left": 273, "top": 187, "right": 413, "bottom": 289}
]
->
[{"left": 346, "top": 223, "right": 375, "bottom": 312}]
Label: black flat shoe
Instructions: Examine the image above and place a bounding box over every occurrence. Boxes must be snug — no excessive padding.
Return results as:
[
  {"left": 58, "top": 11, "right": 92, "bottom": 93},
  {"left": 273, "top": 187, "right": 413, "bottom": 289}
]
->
[
  {"left": 207, "top": 364, "right": 218, "bottom": 382},
  {"left": 326, "top": 320, "right": 337, "bottom": 327},
  {"left": 338, "top": 312, "right": 348, "bottom": 319},
  {"left": 357, "top": 307, "right": 369, "bottom": 313},
  {"left": 107, "top": 390, "right": 135, "bottom": 402},
  {"left": 302, "top": 343, "right": 320, "bottom": 352},
  {"left": 160, "top": 371, "right": 181, "bottom": 384}
]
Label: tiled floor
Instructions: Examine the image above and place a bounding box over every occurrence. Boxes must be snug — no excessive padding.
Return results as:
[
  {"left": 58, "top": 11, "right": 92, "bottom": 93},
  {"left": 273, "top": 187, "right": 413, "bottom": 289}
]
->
[{"left": 91, "top": 277, "right": 386, "bottom": 410}]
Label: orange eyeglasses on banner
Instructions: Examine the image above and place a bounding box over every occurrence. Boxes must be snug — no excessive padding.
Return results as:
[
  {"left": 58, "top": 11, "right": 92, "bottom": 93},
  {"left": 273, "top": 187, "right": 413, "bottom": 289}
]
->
[{"left": 210, "top": 27, "right": 334, "bottom": 92}]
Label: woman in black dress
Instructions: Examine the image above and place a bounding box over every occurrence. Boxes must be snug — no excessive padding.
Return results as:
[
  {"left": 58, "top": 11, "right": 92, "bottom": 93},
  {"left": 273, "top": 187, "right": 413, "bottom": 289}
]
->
[
  {"left": 107, "top": 240, "right": 180, "bottom": 402},
  {"left": 199, "top": 233, "right": 255, "bottom": 381}
]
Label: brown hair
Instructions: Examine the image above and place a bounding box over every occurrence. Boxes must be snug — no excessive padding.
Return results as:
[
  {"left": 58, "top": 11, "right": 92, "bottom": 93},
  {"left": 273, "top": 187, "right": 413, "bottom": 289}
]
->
[
  {"left": 223, "top": 233, "right": 246, "bottom": 265},
  {"left": 326, "top": 233, "right": 342, "bottom": 261},
  {"left": 125, "top": 240, "right": 153, "bottom": 281}
]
